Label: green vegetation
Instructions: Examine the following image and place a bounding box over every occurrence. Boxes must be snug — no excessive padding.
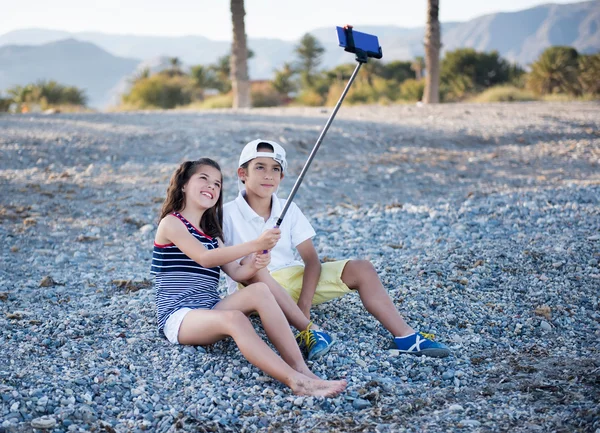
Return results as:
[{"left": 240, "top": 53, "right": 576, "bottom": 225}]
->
[
  {"left": 1, "top": 42, "right": 579, "bottom": 113},
  {"left": 469, "top": 85, "right": 538, "bottom": 103},
  {"left": 440, "top": 49, "right": 524, "bottom": 101},
  {"left": 1, "top": 81, "right": 87, "bottom": 112},
  {"left": 527, "top": 47, "right": 600, "bottom": 97}
]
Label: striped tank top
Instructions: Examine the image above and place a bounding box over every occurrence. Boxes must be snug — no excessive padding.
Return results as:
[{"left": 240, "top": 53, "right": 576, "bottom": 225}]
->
[{"left": 150, "top": 212, "right": 222, "bottom": 332}]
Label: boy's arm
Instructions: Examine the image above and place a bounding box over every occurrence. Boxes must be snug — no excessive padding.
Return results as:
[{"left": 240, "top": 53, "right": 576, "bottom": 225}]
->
[{"left": 296, "top": 238, "right": 321, "bottom": 319}]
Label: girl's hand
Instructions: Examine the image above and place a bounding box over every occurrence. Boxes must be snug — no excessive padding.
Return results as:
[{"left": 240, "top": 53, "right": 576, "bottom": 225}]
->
[
  {"left": 255, "top": 228, "right": 281, "bottom": 251},
  {"left": 253, "top": 251, "right": 271, "bottom": 270}
]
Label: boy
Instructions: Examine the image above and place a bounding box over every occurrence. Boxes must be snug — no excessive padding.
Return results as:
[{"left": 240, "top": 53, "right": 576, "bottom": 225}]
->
[{"left": 223, "top": 139, "right": 450, "bottom": 359}]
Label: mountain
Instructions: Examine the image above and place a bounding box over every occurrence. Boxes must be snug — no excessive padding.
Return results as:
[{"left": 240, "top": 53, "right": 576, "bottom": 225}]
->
[
  {"left": 0, "top": 39, "right": 139, "bottom": 108},
  {"left": 441, "top": 0, "right": 600, "bottom": 64},
  {"left": 0, "top": 1, "right": 598, "bottom": 108}
]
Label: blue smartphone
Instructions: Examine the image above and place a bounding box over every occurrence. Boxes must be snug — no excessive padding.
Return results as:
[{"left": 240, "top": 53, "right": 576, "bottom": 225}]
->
[{"left": 336, "top": 26, "right": 382, "bottom": 59}]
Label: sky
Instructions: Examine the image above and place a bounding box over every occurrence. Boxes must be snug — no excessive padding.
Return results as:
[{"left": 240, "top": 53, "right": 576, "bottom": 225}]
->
[{"left": 0, "top": 0, "right": 588, "bottom": 41}]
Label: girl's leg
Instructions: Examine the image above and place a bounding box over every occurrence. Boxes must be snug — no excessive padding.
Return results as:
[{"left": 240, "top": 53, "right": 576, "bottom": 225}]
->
[
  {"left": 246, "top": 269, "right": 315, "bottom": 331},
  {"left": 214, "top": 283, "right": 317, "bottom": 379},
  {"left": 177, "top": 307, "right": 346, "bottom": 396},
  {"left": 341, "top": 260, "right": 414, "bottom": 337}
]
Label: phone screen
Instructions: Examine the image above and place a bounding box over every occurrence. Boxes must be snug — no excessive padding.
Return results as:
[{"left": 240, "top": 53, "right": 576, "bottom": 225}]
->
[{"left": 336, "top": 27, "right": 380, "bottom": 55}]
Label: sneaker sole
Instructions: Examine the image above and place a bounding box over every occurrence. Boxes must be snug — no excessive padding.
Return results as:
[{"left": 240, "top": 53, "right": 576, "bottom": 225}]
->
[
  {"left": 307, "top": 338, "right": 335, "bottom": 361},
  {"left": 388, "top": 348, "right": 451, "bottom": 358}
]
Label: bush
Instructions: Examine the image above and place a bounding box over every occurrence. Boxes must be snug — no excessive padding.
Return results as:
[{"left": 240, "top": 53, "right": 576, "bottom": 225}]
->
[
  {"left": 578, "top": 53, "right": 600, "bottom": 95},
  {"left": 295, "top": 89, "right": 325, "bottom": 106},
  {"left": 6, "top": 81, "right": 87, "bottom": 109},
  {"left": 399, "top": 79, "right": 425, "bottom": 102},
  {"left": 469, "top": 85, "right": 538, "bottom": 102},
  {"left": 0, "top": 96, "right": 11, "bottom": 112},
  {"left": 250, "top": 81, "right": 284, "bottom": 107},
  {"left": 195, "top": 93, "right": 234, "bottom": 109},
  {"left": 441, "top": 49, "right": 523, "bottom": 100},
  {"left": 122, "top": 75, "right": 193, "bottom": 109},
  {"left": 526, "top": 46, "right": 580, "bottom": 96}
]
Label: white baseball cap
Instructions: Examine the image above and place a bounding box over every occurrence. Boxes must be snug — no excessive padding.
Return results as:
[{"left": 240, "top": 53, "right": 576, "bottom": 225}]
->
[
  {"left": 238, "top": 139, "right": 287, "bottom": 172},
  {"left": 238, "top": 139, "right": 287, "bottom": 192}
]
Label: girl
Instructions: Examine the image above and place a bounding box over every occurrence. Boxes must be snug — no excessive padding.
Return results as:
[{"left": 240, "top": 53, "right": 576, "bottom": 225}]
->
[{"left": 151, "top": 158, "right": 346, "bottom": 397}]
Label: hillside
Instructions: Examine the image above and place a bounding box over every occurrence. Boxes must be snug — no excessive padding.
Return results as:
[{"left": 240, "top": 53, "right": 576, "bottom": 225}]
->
[{"left": 0, "top": 39, "right": 139, "bottom": 108}]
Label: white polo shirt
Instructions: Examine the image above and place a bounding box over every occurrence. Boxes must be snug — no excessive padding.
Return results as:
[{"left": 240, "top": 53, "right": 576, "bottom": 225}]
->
[{"left": 223, "top": 192, "right": 316, "bottom": 294}]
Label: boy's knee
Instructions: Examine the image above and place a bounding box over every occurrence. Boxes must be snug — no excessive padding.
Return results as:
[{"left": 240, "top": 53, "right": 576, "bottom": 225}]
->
[{"left": 351, "top": 259, "right": 376, "bottom": 274}]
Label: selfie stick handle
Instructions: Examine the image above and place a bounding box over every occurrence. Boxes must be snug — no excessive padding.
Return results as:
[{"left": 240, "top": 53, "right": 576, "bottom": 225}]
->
[
  {"left": 275, "top": 61, "right": 363, "bottom": 229},
  {"left": 261, "top": 63, "right": 363, "bottom": 253}
]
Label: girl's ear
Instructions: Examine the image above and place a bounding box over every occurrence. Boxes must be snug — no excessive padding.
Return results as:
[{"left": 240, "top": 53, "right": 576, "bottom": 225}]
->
[{"left": 237, "top": 167, "right": 247, "bottom": 181}]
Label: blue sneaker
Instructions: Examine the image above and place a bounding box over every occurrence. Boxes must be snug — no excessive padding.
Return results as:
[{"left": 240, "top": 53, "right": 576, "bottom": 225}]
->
[
  {"left": 391, "top": 332, "right": 451, "bottom": 358},
  {"left": 296, "top": 324, "right": 335, "bottom": 361}
]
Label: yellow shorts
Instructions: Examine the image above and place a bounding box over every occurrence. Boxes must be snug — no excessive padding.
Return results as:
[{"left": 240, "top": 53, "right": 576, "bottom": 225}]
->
[{"left": 271, "top": 259, "right": 352, "bottom": 305}]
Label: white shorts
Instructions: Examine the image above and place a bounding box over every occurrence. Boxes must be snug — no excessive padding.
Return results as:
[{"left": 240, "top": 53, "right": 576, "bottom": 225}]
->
[{"left": 163, "top": 308, "right": 193, "bottom": 344}]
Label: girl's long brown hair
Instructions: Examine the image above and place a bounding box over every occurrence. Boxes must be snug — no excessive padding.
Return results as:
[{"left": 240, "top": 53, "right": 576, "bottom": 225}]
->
[{"left": 159, "top": 158, "right": 224, "bottom": 239}]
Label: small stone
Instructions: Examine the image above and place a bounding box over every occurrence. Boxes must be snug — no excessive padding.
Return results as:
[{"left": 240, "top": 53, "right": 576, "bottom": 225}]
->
[
  {"left": 459, "top": 419, "right": 481, "bottom": 427},
  {"left": 39, "top": 276, "right": 56, "bottom": 287},
  {"left": 448, "top": 404, "right": 464, "bottom": 412},
  {"left": 31, "top": 416, "right": 57, "bottom": 429},
  {"left": 352, "top": 398, "right": 371, "bottom": 410},
  {"left": 540, "top": 321, "right": 552, "bottom": 332},
  {"left": 442, "top": 370, "right": 455, "bottom": 380},
  {"left": 139, "top": 224, "right": 154, "bottom": 234},
  {"left": 293, "top": 397, "right": 304, "bottom": 406},
  {"left": 534, "top": 305, "right": 552, "bottom": 320}
]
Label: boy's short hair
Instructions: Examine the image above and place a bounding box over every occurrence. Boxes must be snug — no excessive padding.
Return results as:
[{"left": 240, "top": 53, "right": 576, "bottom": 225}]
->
[{"left": 238, "top": 139, "right": 287, "bottom": 173}]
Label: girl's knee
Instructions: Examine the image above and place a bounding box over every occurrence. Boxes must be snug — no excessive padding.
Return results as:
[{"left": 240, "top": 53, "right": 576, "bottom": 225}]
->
[
  {"left": 245, "top": 282, "right": 275, "bottom": 303},
  {"left": 223, "top": 310, "right": 251, "bottom": 331}
]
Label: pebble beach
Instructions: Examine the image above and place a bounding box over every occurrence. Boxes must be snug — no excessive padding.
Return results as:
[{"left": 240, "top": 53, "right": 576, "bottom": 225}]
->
[{"left": 1, "top": 102, "right": 599, "bottom": 432}]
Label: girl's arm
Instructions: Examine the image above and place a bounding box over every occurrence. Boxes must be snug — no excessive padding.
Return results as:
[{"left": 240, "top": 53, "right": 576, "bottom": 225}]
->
[
  {"left": 220, "top": 239, "right": 271, "bottom": 282},
  {"left": 157, "top": 215, "right": 280, "bottom": 268},
  {"left": 296, "top": 239, "right": 322, "bottom": 318}
]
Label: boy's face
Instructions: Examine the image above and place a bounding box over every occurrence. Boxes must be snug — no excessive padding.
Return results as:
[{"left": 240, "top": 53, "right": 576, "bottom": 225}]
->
[{"left": 238, "top": 157, "right": 284, "bottom": 198}]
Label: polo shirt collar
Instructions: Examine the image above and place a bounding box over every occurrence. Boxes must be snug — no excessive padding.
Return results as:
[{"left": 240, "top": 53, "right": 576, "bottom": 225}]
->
[{"left": 235, "top": 192, "right": 282, "bottom": 222}]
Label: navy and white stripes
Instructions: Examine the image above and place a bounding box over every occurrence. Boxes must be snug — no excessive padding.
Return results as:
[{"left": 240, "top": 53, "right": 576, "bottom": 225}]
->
[{"left": 151, "top": 212, "right": 221, "bottom": 332}]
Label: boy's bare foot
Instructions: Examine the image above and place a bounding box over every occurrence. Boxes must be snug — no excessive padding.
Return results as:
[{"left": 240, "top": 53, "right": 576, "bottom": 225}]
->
[{"left": 290, "top": 377, "right": 347, "bottom": 397}]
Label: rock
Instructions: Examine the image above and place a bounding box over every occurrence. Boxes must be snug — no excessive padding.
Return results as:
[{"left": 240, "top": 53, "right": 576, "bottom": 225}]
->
[
  {"left": 139, "top": 224, "right": 154, "bottom": 234},
  {"left": 459, "top": 419, "right": 481, "bottom": 427},
  {"left": 31, "top": 416, "right": 57, "bottom": 429},
  {"left": 540, "top": 321, "right": 552, "bottom": 332},
  {"left": 352, "top": 398, "right": 371, "bottom": 410}
]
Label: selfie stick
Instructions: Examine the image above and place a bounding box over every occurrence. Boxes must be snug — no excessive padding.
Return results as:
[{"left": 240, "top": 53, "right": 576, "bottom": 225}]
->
[{"left": 271, "top": 25, "right": 383, "bottom": 231}]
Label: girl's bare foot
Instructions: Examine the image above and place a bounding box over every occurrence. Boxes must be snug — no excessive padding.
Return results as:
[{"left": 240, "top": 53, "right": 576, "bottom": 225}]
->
[
  {"left": 290, "top": 376, "right": 347, "bottom": 397},
  {"left": 294, "top": 365, "right": 320, "bottom": 380}
]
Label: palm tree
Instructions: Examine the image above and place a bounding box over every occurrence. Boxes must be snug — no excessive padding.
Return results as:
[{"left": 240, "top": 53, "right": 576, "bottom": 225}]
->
[
  {"left": 230, "top": 0, "right": 251, "bottom": 108},
  {"left": 168, "top": 57, "right": 183, "bottom": 76},
  {"left": 411, "top": 56, "right": 425, "bottom": 80},
  {"left": 527, "top": 47, "right": 580, "bottom": 95},
  {"left": 423, "top": 0, "right": 441, "bottom": 103}
]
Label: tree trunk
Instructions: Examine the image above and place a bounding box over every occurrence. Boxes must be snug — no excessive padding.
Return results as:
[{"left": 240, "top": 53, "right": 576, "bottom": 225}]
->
[
  {"left": 423, "top": 0, "right": 441, "bottom": 103},
  {"left": 230, "top": 0, "right": 251, "bottom": 108}
]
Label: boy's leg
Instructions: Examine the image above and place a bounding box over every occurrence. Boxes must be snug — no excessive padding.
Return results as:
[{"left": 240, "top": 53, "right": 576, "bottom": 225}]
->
[
  {"left": 340, "top": 260, "right": 414, "bottom": 337},
  {"left": 340, "top": 260, "right": 451, "bottom": 357}
]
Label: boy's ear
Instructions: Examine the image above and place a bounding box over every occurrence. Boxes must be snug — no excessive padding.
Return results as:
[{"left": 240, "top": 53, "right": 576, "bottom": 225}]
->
[
  {"left": 237, "top": 167, "right": 246, "bottom": 182},
  {"left": 280, "top": 172, "right": 285, "bottom": 181}
]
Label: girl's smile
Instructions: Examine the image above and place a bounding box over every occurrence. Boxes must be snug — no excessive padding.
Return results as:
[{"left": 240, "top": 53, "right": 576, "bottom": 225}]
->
[{"left": 183, "top": 165, "right": 222, "bottom": 209}]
